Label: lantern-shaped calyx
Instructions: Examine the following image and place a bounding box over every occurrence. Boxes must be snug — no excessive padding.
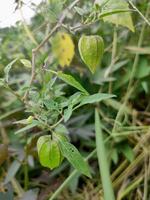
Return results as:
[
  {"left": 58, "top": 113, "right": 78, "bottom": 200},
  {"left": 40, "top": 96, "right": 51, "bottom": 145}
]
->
[
  {"left": 78, "top": 35, "right": 104, "bottom": 74},
  {"left": 37, "top": 135, "right": 64, "bottom": 169}
]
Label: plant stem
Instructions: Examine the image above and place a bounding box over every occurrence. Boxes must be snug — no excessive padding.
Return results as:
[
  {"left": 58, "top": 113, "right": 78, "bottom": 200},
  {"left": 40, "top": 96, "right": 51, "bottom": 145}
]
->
[
  {"left": 24, "top": 158, "right": 29, "bottom": 190},
  {"left": 11, "top": 178, "right": 24, "bottom": 198},
  {"left": 127, "top": 5, "right": 149, "bottom": 90}
]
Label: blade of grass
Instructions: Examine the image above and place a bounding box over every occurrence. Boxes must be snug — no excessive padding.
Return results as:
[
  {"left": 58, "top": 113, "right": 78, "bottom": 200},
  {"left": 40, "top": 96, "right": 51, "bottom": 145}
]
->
[
  {"left": 117, "top": 176, "right": 143, "bottom": 200},
  {"left": 95, "top": 109, "right": 115, "bottom": 200},
  {"left": 112, "top": 151, "right": 145, "bottom": 189},
  {"left": 111, "top": 131, "right": 150, "bottom": 181}
]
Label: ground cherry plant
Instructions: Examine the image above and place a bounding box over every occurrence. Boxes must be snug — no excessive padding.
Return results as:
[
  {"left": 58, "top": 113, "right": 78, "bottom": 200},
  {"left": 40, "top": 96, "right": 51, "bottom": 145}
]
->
[{"left": 0, "top": 0, "right": 150, "bottom": 200}]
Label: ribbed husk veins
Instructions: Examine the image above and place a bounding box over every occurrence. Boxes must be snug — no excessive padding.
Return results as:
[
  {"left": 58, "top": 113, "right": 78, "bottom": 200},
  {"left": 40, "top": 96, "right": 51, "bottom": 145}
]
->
[
  {"left": 78, "top": 35, "right": 104, "bottom": 73},
  {"left": 37, "top": 135, "right": 63, "bottom": 169}
]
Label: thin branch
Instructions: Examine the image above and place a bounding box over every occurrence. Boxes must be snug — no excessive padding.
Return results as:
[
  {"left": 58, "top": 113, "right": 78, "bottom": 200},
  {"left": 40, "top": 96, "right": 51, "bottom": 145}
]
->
[
  {"left": 34, "top": 24, "right": 60, "bottom": 53},
  {"left": 50, "top": 117, "right": 63, "bottom": 129},
  {"left": 128, "top": 0, "right": 150, "bottom": 27},
  {"left": 23, "top": 0, "right": 80, "bottom": 101}
]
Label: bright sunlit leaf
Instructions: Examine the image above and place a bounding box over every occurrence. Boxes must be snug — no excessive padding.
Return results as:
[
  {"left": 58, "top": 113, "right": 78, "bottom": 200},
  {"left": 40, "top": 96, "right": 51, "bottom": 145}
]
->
[{"left": 99, "top": 0, "right": 135, "bottom": 32}]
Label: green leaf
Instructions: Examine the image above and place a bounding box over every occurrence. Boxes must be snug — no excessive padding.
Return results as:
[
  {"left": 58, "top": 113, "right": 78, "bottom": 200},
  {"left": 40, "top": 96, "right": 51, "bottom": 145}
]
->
[
  {"left": 43, "top": 99, "right": 59, "bottom": 110},
  {"left": 54, "top": 132, "right": 69, "bottom": 143},
  {"left": 120, "top": 144, "right": 134, "bottom": 162},
  {"left": 100, "top": 0, "right": 134, "bottom": 32},
  {"left": 58, "top": 71, "right": 89, "bottom": 95},
  {"left": 54, "top": 124, "right": 69, "bottom": 135},
  {"left": 142, "top": 81, "right": 148, "bottom": 94},
  {"left": 68, "top": 92, "right": 82, "bottom": 105},
  {"left": 20, "top": 59, "right": 32, "bottom": 68},
  {"left": 135, "top": 59, "right": 150, "bottom": 78},
  {"left": 59, "top": 140, "right": 91, "bottom": 178},
  {"left": 99, "top": 9, "right": 133, "bottom": 18},
  {"left": 4, "top": 58, "right": 17, "bottom": 83},
  {"left": 80, "top": 93, "right": 115, "bottom": 106},
  {"left": 111, "top": 148, "right": 119, "bottom": 164},
  {"left": 64, "top": 105, "right": 73, "bottom": 122},
  {"left": 15, "top": 120, "right": 39, "bottom": 135}
]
